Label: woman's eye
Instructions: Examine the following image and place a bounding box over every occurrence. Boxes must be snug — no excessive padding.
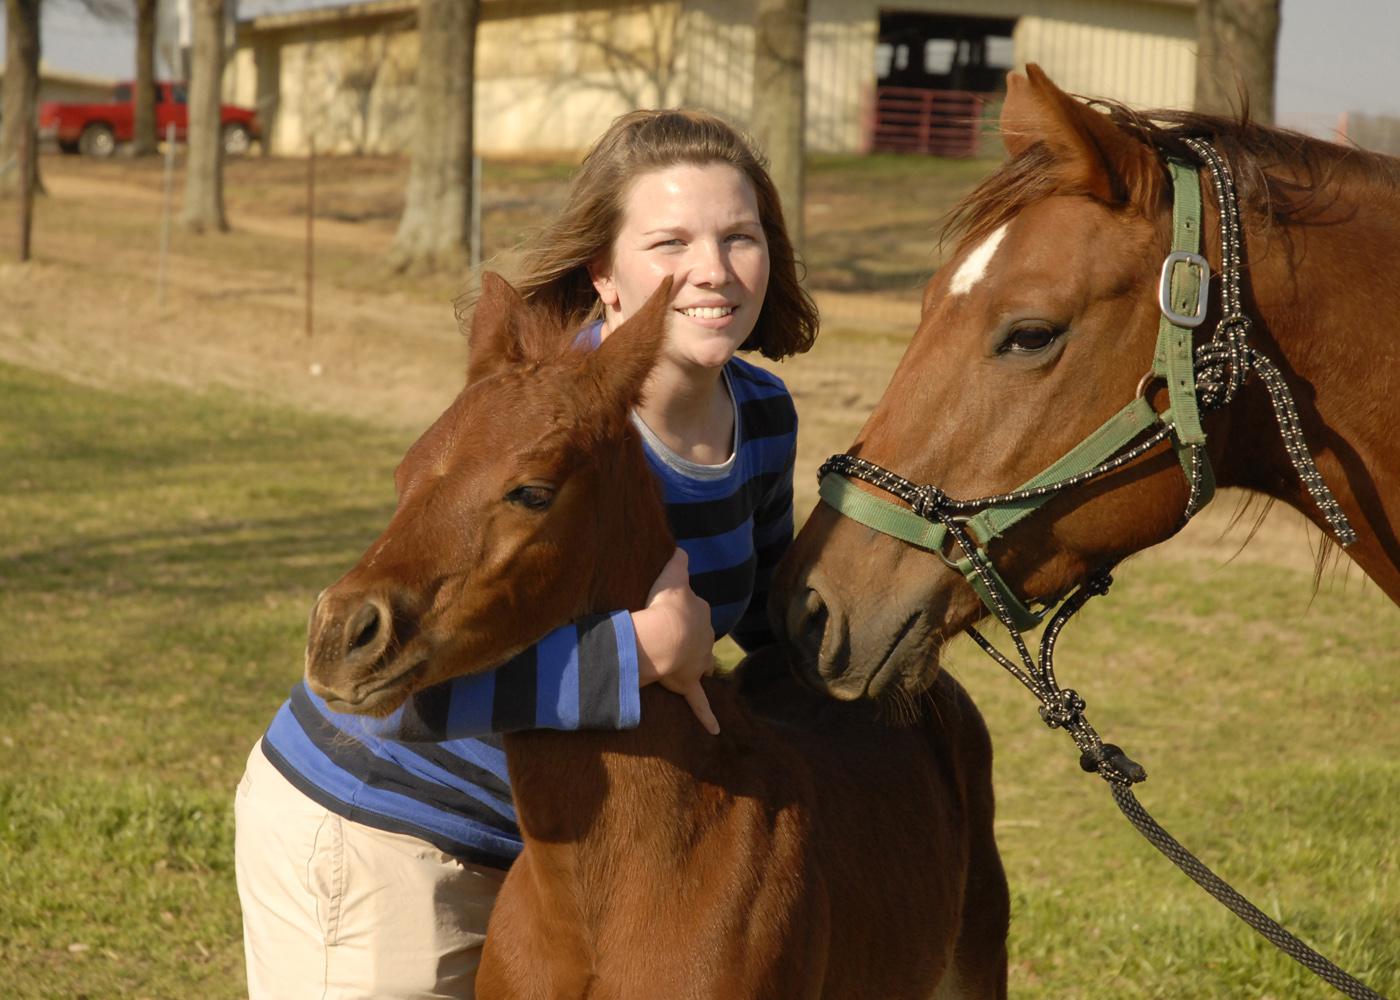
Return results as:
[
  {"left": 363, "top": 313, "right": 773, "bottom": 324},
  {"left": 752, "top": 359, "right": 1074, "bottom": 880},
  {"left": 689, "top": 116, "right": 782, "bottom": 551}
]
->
[
  {"left": 504, "top": 485, "right": 555, "bottom": 511},
  {"left": 1002, "top": 325, "right": 1061, "bottom": 354}
]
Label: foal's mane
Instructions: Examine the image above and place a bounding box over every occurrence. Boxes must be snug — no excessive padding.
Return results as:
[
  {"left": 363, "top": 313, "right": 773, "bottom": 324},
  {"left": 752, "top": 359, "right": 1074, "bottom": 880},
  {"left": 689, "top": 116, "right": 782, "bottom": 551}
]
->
[{"left": 945, "top": 101, "right": 1400, "bottom": 250}]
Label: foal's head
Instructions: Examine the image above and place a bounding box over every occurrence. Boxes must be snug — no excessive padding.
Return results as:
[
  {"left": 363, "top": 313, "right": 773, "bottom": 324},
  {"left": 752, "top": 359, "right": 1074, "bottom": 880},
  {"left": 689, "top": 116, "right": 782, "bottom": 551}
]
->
[
  {"left": 778, "top": 67, "right": 1224, "bottom": 699},
  {"left": 305, "top": 274, "right": 674, "bottom": 715}
]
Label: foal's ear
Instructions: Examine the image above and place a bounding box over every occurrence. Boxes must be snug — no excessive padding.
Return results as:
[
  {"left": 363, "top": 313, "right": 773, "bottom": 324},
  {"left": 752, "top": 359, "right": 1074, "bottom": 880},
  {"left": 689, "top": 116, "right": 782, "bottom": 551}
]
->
[
  {"left": 1001, "top": 64, "right": 1163, "bottom": 208},
  {"left": 582, "top": 276, "right": 674, "bottom": 423},
  {"left": 466, "top": 271, "right": 531, "bottom": 385}
]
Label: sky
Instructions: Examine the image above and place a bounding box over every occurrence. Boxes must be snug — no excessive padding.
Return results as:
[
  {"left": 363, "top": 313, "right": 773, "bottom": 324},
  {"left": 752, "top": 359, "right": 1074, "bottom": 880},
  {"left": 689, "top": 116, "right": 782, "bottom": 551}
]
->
[{"left": 9, "top": 0, "right": 1400, "bottom": 138}]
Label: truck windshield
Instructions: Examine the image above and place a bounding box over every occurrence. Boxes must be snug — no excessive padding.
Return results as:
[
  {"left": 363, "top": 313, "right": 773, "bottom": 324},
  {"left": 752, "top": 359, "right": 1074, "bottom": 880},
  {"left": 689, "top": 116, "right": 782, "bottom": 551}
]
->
[{"left": 114, "top": 85, "right": 132, "bottom": 102}]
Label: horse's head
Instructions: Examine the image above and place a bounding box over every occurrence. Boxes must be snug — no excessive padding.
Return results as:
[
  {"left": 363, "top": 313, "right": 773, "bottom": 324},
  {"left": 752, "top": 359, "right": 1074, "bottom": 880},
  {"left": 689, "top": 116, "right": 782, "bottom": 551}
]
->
[
  {"left": 305, "top": 273, "right": 675, "bottom": 715},
  {"left": 778, "top": 66, "right": 1204, "bottom": 700}
]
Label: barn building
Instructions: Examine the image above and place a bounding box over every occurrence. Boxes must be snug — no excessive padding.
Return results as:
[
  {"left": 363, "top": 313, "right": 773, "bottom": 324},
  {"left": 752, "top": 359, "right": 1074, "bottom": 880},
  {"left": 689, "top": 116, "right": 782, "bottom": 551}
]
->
[{"left": 227, "top": 0, "right": 1197, "bottom": 158}]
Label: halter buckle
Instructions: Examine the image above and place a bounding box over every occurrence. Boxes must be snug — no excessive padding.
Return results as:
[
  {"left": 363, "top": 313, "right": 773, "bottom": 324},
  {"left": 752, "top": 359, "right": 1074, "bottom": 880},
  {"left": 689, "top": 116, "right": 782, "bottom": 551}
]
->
[{"left": 1158, "top": 250, "right": 1210, "bottom": 328}]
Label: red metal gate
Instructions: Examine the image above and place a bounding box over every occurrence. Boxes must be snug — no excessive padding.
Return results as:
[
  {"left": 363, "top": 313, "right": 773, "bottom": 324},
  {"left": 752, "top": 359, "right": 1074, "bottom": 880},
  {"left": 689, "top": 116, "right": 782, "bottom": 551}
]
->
[{"left": 869, "top": 87, "right": 997, "bottom": 157}]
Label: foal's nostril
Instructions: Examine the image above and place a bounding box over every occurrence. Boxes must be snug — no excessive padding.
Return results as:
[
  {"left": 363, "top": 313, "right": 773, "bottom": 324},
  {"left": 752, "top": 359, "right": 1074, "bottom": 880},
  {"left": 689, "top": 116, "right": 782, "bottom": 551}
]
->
[{"left": 344, "top": 600, "right": 390, "bottom": 661}]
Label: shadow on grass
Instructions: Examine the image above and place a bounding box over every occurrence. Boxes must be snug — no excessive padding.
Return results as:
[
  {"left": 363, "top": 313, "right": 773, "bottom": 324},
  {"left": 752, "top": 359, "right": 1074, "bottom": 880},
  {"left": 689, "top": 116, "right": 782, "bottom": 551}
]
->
[{"left": 3, "top": 503, "right": 395, "bottom": 599}]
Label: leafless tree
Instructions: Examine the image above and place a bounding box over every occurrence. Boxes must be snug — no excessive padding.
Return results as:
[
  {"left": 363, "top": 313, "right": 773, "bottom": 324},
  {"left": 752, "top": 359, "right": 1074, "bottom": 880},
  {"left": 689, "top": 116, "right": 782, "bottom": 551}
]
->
[
  {"left": 1, "top": 0, "right": 42, "bottom": 213},
  {"left": 132, "top": 0, "right": 159, "bottom": 154},
  {"left": 390, "top": 0, "right": 479, "bottom": 273},
  {"left": 180, "top": 0, "right": 227, "bottom": 232},
  {"left": 751, "top": 0, "right": 807, "bottom": 249},
  {"left": 59, "top": 0, "right": 157, "bottom": 153},
  {"left": 1195, "top": 0, "right": 1280, "bottom": 123}
]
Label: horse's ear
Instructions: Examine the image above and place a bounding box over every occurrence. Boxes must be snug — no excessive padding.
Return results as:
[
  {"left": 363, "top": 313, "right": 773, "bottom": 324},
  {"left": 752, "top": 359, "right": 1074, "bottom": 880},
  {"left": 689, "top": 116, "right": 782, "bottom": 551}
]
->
[
  {"left": 466, "top": 271, "right": 529, "bottom": 385},
  {"left": 1001, "top": 64, "right": 1163, "bottom": 207},
  {"left": 582, "top": 276, "right": 674, "bottom": 425}
]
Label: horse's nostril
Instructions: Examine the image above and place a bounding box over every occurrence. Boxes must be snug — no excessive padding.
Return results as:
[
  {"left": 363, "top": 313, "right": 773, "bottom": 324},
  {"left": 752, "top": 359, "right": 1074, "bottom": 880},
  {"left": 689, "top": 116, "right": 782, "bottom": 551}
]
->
[
  {"left": 787, "top": 588, "right": 829, "bottom": 662},
  {"left": 345, "top": 601, "right": 388, "bottom": 659}
]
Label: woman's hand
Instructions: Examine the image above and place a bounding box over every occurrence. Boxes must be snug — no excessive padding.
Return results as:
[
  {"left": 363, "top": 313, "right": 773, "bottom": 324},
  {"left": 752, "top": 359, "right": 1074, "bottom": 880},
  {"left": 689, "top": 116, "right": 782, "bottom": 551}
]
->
[{"left": 632, "top": 548, "right": 720, "bottom": 735}]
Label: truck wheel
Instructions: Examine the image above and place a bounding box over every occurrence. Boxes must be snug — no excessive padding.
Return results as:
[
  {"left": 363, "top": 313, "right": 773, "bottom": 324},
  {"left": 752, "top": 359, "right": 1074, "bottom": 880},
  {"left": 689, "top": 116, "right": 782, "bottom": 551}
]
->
[
  {"left": 222, "top": 124, "right": 252, "bottom": 157},
  {"left": 79, "top": 123, "right": 116, "bottom": 158}
]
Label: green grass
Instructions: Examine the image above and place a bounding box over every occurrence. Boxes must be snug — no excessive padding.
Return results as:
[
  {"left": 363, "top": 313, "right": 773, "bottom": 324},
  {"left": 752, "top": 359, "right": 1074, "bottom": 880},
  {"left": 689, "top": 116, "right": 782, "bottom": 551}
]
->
[
  {"left": 2, "top": 358, "right": 1396, "bottom": 998},
  {"left": 0, "top": 362, "right": 407, "bottom": 997},
  {"left": 943, "top": 548, "right": 1400, "bottom": 998}
]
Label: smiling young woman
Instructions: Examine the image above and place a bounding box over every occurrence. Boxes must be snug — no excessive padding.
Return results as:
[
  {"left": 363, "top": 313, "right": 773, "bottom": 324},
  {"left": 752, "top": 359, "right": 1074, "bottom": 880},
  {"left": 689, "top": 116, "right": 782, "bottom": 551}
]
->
[{"left": 234, "top": 108, "right": 818, "bottom": 999}]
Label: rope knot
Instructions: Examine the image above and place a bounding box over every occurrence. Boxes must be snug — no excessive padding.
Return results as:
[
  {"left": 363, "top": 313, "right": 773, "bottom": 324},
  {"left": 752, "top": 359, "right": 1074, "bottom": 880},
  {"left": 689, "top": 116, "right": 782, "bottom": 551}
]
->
[
  {"left": 1079, "top": 743, "right": 1148, "bottom": 785},
  {"left": 1085, "top": 571, "right": 1114, "bottom": 597},
  {"left": 1039, "top": 688, "right": 1086, "bottom": 729},
  {"left": 910, "top": 484, "right": 949, "bottom": 519}
]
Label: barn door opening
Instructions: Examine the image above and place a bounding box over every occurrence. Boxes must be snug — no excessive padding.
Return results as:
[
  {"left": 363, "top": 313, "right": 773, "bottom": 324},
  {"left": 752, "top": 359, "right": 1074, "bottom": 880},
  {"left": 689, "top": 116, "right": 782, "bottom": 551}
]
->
[{"left": 872, "top": 11, "right": 1016, "bottom": 156}]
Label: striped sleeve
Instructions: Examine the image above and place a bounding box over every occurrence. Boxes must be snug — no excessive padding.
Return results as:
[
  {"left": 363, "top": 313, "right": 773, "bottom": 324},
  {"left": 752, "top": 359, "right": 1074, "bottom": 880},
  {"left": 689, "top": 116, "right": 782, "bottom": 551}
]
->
[{"left": 422, "top": 612, "right": 641, "bottom": 737}]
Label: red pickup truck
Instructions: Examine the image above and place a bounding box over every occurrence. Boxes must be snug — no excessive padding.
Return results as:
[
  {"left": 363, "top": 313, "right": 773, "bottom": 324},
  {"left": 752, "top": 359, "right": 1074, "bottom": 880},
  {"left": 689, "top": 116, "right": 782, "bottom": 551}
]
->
[{"left": 38, "top": 81, "right": 261, "bottom": 158}]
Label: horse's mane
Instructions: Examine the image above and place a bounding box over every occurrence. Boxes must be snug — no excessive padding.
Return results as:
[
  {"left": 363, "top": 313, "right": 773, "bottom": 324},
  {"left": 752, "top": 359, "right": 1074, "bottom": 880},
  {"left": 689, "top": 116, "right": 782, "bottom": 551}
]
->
[
  {"left": 943, "top": 101, "right": 1393, "bottom": 589},
  {"left": 945, "top": 101, "right": 1400, "bottom": 250}
]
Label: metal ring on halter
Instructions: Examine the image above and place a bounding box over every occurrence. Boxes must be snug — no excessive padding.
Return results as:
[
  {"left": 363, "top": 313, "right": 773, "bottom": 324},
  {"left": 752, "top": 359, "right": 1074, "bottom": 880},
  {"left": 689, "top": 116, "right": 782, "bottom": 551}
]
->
[
  {"left": 934, "top": 514, "right": 975, "bottom": 570},
  {"left": 1136, "top": 370, "right": 1163, "bottom": 401}
]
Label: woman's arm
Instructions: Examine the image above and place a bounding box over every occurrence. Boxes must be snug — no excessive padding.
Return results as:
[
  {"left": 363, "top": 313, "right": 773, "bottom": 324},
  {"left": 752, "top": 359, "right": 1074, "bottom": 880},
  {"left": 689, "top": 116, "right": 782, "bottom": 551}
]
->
[{"left": 385, "top": 550, "right": 718, "bottom": 741}]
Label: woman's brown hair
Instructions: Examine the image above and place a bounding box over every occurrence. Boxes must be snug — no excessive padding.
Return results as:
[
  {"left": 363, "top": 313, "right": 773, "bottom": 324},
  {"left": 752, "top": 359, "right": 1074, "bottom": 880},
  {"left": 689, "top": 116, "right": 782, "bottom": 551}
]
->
[{"left": 512, "top": 108, "right": 818, "bottom": 361}]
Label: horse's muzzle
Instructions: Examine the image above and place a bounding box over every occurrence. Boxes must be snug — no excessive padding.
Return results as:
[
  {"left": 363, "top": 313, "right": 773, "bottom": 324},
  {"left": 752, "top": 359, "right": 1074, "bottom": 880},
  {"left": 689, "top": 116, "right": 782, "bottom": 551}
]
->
[{"left": 304, "top": 588, "right": 423, "bottom": 713}]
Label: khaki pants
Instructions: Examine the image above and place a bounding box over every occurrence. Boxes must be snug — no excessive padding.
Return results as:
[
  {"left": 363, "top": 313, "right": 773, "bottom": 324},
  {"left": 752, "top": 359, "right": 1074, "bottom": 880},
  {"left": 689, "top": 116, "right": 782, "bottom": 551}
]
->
[{"left": 234, "top": 740, "right": 507, "bottom": 1000}]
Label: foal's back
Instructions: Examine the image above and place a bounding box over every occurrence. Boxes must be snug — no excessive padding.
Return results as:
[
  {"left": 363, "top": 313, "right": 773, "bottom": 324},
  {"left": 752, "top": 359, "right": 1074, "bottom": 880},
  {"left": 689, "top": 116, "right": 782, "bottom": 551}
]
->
[{"left": 482, "top": 652, "right": 1008, "bottom": 1000}]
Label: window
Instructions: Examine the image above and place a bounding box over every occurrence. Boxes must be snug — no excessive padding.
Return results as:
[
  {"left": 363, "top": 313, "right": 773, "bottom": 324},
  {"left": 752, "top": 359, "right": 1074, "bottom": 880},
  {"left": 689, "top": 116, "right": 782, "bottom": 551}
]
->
[
  {"left": 986, "top": 35, "right": 1015, "bottom": 69},
  {"left": 113, "top": 84, "right": 132, "bottom": 102},
  {"left": 923, "top": 39, "right": 956, "bottom": 75},
  {"left": 875, "top": 42, "right": 893, "bottom": 78}
]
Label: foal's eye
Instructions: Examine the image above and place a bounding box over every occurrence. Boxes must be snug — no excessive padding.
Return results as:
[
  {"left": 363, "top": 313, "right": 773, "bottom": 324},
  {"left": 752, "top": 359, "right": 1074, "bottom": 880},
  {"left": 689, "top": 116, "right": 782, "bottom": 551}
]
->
[
  {"left": 504, "top": 484, "right": 556, "bottom": 512},
  {"left": 1000, "top": 325, "right": 1062, "bottom": 355}
]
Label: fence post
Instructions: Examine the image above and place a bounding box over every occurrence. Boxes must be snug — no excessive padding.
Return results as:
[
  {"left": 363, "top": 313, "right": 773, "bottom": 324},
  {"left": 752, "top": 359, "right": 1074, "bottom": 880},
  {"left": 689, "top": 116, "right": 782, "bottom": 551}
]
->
[{"left": 17, "top": 116, "right": 34, "bottom": 262}]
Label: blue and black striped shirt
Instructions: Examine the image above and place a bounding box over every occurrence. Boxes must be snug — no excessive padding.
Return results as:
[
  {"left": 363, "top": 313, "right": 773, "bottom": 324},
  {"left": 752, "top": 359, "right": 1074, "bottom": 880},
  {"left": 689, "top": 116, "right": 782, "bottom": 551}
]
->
[{"left": 260, "top": 351, "right": 798, "bottom": 868}]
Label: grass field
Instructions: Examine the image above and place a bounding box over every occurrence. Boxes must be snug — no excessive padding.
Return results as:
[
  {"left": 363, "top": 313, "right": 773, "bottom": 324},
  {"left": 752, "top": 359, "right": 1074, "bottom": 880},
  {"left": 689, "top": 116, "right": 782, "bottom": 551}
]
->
[{"left": 1, "top": 151, "right": 1397, "bottom": 998}]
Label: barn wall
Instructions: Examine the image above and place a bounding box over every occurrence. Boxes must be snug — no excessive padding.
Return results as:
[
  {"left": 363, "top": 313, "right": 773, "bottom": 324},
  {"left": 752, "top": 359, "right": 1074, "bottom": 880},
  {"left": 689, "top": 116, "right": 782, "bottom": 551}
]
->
[
  {"left": 476, "top": 0, "right": 684, "bottom": 154},
  {"left": 230, "top": 0, "right": 1195, "bottom": 157},
  {"left": 670, "top": 0, "right": 1194, "bottom": 153},
  {"left": 800, "top": 0, "right": 1195, "bottom": 153},
  {"left": 1018, "top": 0, "right": 1196, "bottom": 109},
  {"left": 227, "top": 11, "right": 419, "bottom": 156},
  {"left": 38, "top": 76, "right": 117, "bottom": 104}
]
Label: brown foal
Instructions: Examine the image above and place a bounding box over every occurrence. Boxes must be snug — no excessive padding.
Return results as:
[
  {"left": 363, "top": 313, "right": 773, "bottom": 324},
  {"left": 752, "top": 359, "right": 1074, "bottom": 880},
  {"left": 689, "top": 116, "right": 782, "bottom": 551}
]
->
[{"left": 302, "top": 274, "right": 1009, "bottom": 999}]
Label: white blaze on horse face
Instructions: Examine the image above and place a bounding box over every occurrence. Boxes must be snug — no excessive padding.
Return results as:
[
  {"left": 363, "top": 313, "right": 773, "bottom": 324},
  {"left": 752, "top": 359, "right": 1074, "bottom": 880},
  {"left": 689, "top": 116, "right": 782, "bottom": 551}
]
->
[{"left": 949, "top": 224, "right": 1009, "bottom": 297}]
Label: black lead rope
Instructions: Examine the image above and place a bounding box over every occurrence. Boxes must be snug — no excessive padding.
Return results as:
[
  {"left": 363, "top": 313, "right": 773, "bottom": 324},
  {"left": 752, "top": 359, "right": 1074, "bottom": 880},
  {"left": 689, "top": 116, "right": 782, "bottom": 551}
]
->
[{"left": 826, "top": 453, "right": 1385, "bottom": 999}]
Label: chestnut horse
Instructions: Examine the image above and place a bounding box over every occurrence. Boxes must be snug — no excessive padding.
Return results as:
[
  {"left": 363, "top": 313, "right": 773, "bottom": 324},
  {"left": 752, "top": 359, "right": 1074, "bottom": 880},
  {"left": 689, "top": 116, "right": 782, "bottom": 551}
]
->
[
  {"left": 777, "top": 65, "right": 1400, "bottom": 700},
  {"left": 302, "top": 273, "right": 1009, "bottom": 999}
]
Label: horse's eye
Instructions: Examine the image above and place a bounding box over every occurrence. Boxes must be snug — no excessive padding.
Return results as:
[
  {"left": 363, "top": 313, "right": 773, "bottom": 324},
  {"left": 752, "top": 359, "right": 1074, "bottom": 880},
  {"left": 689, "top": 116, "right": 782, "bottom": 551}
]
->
[
  {"left": 504, "top": 484, "right": 555, "bottom": 511},
  {"left": 1002, "top": 325, "right": 1061, "bottom": 354}
]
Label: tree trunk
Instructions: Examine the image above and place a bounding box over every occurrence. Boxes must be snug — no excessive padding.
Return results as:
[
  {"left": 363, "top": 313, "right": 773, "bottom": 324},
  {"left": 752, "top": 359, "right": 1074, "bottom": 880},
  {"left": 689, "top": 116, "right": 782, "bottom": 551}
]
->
[
  {"left": 1194, "top": 0, "right": 1280, "bottom": 124},
  {"left": 1, "top": 0, "right": 43, "bottom": 207},
  {"left": 751, "top": 0, "right": 807, "bottom": 250},
  {"left": 132, "top": 0, "right": 159, "bottom": 156},
  {"left": 389, "top": 0, "right": 478, "bottom": 274},
  {"left": 181, "top": 0, "right": 228, "bottom": 232}
]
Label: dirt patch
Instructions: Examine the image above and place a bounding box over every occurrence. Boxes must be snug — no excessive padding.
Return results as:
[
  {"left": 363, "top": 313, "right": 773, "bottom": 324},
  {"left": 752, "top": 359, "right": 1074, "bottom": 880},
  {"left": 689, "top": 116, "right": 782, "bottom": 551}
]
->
[{"left": 0, "top": 152, "right": 1357, "bottom": 583}]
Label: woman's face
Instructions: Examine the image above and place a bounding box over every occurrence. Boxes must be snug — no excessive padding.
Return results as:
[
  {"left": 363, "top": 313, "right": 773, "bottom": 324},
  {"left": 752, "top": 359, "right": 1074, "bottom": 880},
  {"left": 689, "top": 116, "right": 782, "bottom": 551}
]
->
[{"left": 592, "top": 162, "right": 770, "bottom": 371}]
